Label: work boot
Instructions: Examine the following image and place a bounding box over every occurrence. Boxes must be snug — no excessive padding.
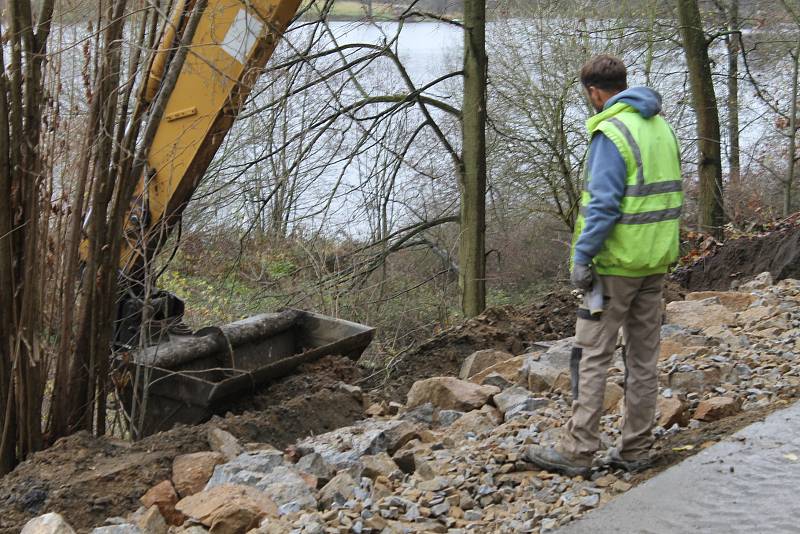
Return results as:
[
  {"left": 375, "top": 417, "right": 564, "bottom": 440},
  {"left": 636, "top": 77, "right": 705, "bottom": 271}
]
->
[
  {"left": 525, "top": 445, "right": 592, "bottom": 478},
  {"left": 601, "top": 447, "right": 653, "bottom": 472}
]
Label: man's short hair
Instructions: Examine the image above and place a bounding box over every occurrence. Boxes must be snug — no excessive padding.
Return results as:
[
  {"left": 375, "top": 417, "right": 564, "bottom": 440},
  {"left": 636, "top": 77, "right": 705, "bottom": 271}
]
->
[{"left": 580, "top": 55, "right": 628, "bottom": 92}]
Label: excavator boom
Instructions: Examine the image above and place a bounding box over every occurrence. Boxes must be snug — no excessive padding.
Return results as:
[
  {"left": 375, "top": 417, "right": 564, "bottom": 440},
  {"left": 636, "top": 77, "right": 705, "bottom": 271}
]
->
[{"left": 123, "top": 0, "right": 302, "bottom": 271}]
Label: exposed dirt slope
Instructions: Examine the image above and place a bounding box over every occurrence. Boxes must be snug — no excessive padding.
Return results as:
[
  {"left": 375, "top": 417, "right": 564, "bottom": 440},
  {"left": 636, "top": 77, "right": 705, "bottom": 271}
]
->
[
  {"left": 362, "top": 289, "right": 577, "bottom": 403},
  {"left": 674, "top": 217, "right": 800, "bottom": 291}
]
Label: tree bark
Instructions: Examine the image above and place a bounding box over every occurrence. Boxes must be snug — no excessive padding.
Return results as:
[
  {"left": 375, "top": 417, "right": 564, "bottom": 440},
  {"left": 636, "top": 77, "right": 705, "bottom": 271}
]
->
[
  {"left": 786, "top": 44, "right": 799, "bottom": 217},
  {"left": 0, "top": 0, "right": 55, "bottom": 473},
  {"left": 677, "top": 0, "right": 725, "bottom": 238},
  {"left": 0, "top": 22, "right": 15, "bottom": 474},
  {"left": 460, "top": 0, "right": 487, "bottom": 317},
  {"left": 726, "top": 0, "right": 741, "bottom": 188}
]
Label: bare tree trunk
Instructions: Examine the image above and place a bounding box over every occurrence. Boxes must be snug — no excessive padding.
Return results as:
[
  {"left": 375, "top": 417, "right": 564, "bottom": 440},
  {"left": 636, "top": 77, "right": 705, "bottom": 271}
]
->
[
  {"left": 460, "top": 0, "right": 487, "bottom": 317},
  {"left": 677, "top": 0, "right": 725, "bottom": 239},
  {"left": 0, "top": 0, "right": 55, "bottom": 474},
  {"left": 71, "top": 0, "right": 131, "bottom": 433},
  {"left": 644, "top": 6, "right": 656, "bottom": 86},
  {"left": 0, "top": 13, "right": 17, "bottom": 475},
  {"left": 787, "top": 44, "right": 799, "bottom": 216},
  {"left": 726, "top": 0, "right": 741, "bottom": 188}
]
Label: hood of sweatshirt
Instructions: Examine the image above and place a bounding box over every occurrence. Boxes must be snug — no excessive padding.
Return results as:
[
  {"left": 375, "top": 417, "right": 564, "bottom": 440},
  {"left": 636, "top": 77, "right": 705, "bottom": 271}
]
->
[{"left": 604, "top": 86, "right": 663, "bottom": 118}]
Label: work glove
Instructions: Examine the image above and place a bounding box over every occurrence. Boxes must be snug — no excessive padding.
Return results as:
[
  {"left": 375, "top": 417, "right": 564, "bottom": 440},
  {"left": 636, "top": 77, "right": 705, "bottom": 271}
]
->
[{"left": 570, "top": 263, "right": 593, "bottom": 291}]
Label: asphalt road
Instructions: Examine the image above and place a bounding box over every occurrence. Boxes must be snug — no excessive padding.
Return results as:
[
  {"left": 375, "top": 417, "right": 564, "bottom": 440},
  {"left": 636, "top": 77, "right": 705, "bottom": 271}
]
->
[{"left": 557, "top": 400, "right": 800, "bottom": 534}]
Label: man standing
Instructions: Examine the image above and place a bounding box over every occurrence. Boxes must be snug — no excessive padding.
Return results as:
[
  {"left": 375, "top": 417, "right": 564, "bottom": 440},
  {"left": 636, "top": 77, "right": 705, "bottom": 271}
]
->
[{"left": 526, "top": 55, "right": 684, "bottom": 477}]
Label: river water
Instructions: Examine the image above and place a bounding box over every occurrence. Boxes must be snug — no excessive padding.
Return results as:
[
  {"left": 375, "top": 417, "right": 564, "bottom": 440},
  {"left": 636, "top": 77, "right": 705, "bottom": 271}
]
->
[{"left": 213, "top": 19, "right": 781, "bottom": 237}]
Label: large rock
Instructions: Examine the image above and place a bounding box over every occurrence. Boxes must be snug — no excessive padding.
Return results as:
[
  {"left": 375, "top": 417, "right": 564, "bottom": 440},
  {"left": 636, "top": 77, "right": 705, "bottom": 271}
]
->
[
  {"left": 667, "top": 367, "right": 721, "bottom": 394},
  {"left": 207, "top": 427, "right": 243, "bottom": 461},
  {"left": 539, "top": 337, "right": 576, "bottom": 364},
  {"left": 400, "top": 402, "right": 436, "bottom": 426},
  {"left": 658, "top": 325, "right": 715, "bottom": 359},
  {"left": 205, "top": 449, "right": 285, "bottom": 489},
  {"left": 657, "top": 397, "right": 689, "bottom": 427},
  {"left": 694, "top": 396, "right": 741, "bottom": 421},
  {"left": 392, "top": 445, "right": 421, "bottom": 475},
  {"left": 206, "top": 455, "right": 317, "bottom": 512},
  {"left": 492, "top": 386, "right": 548, "bottom": 420},
  {"left": 248, "top": 517, "right": 294, "bottom": 534},
  {"left": 702, "top": 325, "right": 750, "bottom": 349},
  {"left": 448, "top": 407, "right": 501, "bottom": 437},
  {"left": 661, "top": 324, "right": 695, "bottom": 338},
  {"left": 685, "top": 291, "right": 757, "bottom": 312},
  {"left": 661, "top": 324, "right": 712, "bottom": 344},
  {"left": 140, "top": 480, "right": 185, "bottom": 526},
  {"left": 459, "top": 349, "right": 514, "bottom": 380},
  {"left": 172, "top": 452, "right": 225, "bottom": 498},
  {"left": 170, "top": 527, "right": 207, "bottom": 534},
  {"left": 361, "top": 453, "right": 400, "bottom": 480},
  {"left": 405, "top": 377, "right": 499, "bottom": 412},
  {"left": 295, "top": 452, "right": 335, "bottom": 487},
  {"left": 136, "top": 506, "right": 167, "bottom": 534},
  {"left": 336, "top": 382, "right": 363, "bottom": 402},
  {"left": 436, "top": 409, "right": 464, "bottom": 427},
  {"left": 665, "top": 299, "right": 736, "bottom": 330},
  {"left": 491, "top": 386, "right": 532, "bottom": 413},
  {"left": 255, "top": 466, "right": 318, "bottom": 512},
  {"left": 176, "top": 484, "right": 277, "bottom": 532},
  {"left": 526, "top": 339, "right": 575, "bottom": 391},
  {"left": 296, "top": 419, "right": 419, "bottom": 469},
  {"left": 21, "top": 514, "right": 76, "bottom": 534},
  {"left": 479, "top": 372, "right": 514, "bottom": 390},
  {"left": 504, "top": 397, "right": 550, "bottom": 421},
  {"left": 469, "top": 356, "right": 526, "bottom": 386},
  {"left": 522, "top": 356, "right": 570, "bottom": 393},
  {"left": 381, "top": 419, "right": 421, "bottom": 453},
  {"left": 318, "top": 472, "right": 358, "bottom": 509},
  {"left": 740, "top": 271, "right": 773, "bottom": 290},
  {"left": 737, "top": 306, "right": 776, "bottom": 328}
]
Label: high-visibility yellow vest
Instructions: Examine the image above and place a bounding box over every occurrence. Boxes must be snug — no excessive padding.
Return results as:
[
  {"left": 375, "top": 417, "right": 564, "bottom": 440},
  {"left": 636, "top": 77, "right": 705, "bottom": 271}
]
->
[{"left": 573, "top": 102, "right": 684, "bottom": 277}]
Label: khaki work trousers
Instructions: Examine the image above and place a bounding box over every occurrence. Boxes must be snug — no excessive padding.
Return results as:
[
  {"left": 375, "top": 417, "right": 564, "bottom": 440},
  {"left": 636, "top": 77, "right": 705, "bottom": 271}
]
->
[{"left": 561, "top": 274, "right": 664, "bottom": 460}]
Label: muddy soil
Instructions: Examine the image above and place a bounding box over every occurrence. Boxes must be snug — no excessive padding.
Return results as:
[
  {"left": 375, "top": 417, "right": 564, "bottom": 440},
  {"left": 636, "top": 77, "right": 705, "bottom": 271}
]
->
[
  {"left": 0, "top": 356, "right": 364, "bottom": 534},
  {"left": 225, "top": 354, "right": 364, "bottom": 413},
  {"left": 674, "top": 225, "right": 800, "bottom": 291},
  {"left": 662, "top": 279, "right": 687, "bottom": 303},
  {"left": 362, "top": 289, "right": 578, "bottom": 403}
]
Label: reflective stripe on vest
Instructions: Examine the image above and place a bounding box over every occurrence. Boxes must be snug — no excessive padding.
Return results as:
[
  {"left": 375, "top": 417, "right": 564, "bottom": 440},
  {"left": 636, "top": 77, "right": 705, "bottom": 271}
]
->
[
  {"left": 625, "top": 180, "right": 683, "bottom": 197},
  {"left": 580, "top": 205, "right": 682, "bottom": 224},
  {"left": 607, "top": 117, "right": 644, "bottom": 185}
]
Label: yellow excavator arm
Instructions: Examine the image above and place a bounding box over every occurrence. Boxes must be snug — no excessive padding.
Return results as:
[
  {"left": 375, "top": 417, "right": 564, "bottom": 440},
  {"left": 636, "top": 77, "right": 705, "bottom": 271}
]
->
[
  {"left": 121, "top": 0, "right": 302, "bottom": 272},
  {"left": 81, "top": 0, "right": 304, "bottom": 347}
]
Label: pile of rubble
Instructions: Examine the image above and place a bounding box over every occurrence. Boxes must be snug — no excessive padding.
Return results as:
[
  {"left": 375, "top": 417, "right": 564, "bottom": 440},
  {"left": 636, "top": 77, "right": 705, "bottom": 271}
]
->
[{"left": 23, "top": 273, "right": 800, "bottom": 534}]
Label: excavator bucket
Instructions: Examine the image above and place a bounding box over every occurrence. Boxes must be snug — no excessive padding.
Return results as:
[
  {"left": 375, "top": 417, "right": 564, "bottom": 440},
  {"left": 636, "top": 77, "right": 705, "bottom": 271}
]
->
[{"left": 119, "top": 309, "right": 374, "bottom": 437}]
